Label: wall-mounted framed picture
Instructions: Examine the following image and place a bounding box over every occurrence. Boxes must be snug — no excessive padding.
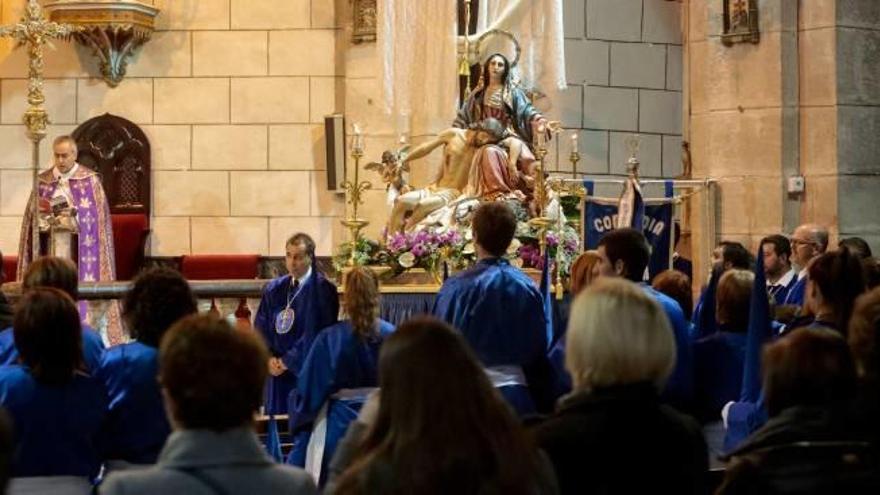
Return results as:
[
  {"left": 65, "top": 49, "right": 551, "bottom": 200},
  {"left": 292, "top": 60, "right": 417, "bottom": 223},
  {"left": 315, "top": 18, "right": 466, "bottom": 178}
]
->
[
  {"left": 352, "top": 0, "right": 377, "bottom": 44},
  {"left": 722, "top": 0, "right": 760, "bottom": 46}
]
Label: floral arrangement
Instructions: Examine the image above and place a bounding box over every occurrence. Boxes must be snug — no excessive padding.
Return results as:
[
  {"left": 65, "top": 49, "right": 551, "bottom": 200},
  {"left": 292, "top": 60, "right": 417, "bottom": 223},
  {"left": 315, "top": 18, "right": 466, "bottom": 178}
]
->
[
  {"left": 334, "top": 221, "right": 581, "bottom": 280},
  {"left": 514, "top": 225, "right": 581, "bottom": 276},
  {"left": 384, "top": 228, "right": 472, "bottom": 276}
]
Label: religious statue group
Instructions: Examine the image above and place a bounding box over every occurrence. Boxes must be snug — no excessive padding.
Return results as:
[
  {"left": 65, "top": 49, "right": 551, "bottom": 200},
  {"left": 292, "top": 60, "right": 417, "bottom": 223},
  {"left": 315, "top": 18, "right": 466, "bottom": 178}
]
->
[{"left": 378, "top": 53, "right": 558, "bottom": 235}]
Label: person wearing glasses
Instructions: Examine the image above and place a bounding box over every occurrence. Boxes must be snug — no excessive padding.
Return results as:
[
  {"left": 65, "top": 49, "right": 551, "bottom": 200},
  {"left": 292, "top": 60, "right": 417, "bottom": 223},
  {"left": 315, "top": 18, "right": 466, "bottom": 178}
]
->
[{"left": 785, "top": 224, "right": 829, "bottom": 307}]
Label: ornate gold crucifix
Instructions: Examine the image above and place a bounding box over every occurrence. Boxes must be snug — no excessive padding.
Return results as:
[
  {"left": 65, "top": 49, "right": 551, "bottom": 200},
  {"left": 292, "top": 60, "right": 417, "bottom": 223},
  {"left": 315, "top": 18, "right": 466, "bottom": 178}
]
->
[{"left": 0, "top": 0, "right": 78, "bottom": 258}]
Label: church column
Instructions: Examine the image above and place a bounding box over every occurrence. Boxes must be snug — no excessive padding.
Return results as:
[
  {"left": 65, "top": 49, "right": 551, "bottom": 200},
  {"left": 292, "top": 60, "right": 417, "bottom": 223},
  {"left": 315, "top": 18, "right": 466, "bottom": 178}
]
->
[
  {"left": 686, "top": 0, "right": 793, "bottom": 278},
  {"left": 833, "top": 0, "right": 880, "bottom": 251}
]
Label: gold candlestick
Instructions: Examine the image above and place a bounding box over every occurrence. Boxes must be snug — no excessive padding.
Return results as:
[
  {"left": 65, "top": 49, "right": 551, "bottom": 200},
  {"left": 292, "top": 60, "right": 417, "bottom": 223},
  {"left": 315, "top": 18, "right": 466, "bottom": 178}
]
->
[
  {"left": 529, "top": 138, "right": 553, "bottom": 255},
  {"left": 340, "top": 145, "right": 371, "bottom": 267},
  {"left": 458, "top": 0, "right": 473, "bottom": 92}
]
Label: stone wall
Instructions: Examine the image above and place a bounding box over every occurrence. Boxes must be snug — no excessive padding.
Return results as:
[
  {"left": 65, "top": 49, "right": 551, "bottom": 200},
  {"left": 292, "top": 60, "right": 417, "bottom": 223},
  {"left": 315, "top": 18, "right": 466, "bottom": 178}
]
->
[
  {"left": 0, "top": 0, "right": 345, "bottom": 257},
  {"left": 686, "top": 0, "right": 793, "bottom": 272},
  {"left": 558, "top": 0, "right": 683, "bottom": 179},
  {"left": 686, "top": 0, "right": 880, "bottom": 269},
  {"left": 834, "top": 0, "right": 880, "bottom": 251}
]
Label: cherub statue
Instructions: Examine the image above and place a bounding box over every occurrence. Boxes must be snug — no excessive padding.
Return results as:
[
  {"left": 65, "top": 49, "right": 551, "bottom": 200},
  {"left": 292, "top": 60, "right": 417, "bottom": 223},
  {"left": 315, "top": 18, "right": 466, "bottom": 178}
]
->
[{"left": 366, "top": 149, "right": 411, "bottom": 206}]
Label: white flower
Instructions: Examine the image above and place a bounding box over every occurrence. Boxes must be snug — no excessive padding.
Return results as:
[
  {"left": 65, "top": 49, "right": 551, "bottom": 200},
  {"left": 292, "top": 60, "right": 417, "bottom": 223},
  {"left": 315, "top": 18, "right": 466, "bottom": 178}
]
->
[
  {"left": 398, "top": 251, "right": 416, "bottom": 268},
  {"left": 511, "top": 257, "right": 524, "bottom": 268},
  {"left": 507, "top": 238, "right": 522, "bottom": 255},
  {"left": 462, "top": 242, "right": 475, "bottom": 255}
]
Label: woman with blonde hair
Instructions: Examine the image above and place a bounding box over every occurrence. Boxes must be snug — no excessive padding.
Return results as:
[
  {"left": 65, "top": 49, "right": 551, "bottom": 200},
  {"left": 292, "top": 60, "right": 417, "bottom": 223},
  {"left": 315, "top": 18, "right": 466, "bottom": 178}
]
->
[
  {"left": 533, "top": 278, "right": 706, "bottom": 495},
  {"left": 286, "top": 266, "right": 394, "bottom": 486}
]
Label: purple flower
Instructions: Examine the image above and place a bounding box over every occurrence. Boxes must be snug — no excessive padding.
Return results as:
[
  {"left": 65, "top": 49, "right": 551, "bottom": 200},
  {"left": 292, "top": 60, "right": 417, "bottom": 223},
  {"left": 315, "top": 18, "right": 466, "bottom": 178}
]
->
[
  {"left": 413, "top": 230, "right": 430, "bottom": 244},
  {"left": 411, "top": 243, "right": 428, "bottom": 257},
  {"left": 546, "top": 232, "right": 559, "bottom": 247},
  {"left": 387, "top": 232, "right": 409, "bottom": 253}
]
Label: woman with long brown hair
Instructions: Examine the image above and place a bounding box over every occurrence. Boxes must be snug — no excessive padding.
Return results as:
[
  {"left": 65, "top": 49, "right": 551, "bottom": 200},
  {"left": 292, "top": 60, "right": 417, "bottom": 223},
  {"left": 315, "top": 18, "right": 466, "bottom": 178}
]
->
[
  {"left": 327, "top": 316, "right": 557, "bottom": 495},
  {"left": 286, "top": 266, "right": 394, "bottom": 486}
]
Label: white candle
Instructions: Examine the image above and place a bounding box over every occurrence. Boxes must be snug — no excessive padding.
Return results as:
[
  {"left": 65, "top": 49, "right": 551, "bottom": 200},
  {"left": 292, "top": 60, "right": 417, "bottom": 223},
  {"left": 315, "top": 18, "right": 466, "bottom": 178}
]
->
[
  {"left": 570, "top": 132, "right": 578, "bottom": 152},
  {"left": 352, "top": 123, "right": 363, "bottom": 153}
]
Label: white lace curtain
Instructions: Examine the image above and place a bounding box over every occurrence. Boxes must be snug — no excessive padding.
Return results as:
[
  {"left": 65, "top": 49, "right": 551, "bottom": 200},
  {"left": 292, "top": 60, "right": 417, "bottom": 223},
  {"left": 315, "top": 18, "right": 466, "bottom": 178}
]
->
[{"left": 379, "top": 0, "right": 458, "bottom": 135}]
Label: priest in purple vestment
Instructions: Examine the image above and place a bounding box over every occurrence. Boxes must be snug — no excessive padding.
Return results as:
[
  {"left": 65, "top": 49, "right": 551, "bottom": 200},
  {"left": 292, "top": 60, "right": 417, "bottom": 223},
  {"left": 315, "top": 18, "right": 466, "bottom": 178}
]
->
[{"left": 17, "top": 135, "right": 122, "bottom": 344}]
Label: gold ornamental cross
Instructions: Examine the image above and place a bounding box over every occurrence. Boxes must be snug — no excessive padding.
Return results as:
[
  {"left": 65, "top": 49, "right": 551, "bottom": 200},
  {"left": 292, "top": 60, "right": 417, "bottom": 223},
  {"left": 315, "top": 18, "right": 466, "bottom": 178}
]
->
[
  {"left": 0, "top": 0, "right": 78, "bottom": 260},
  {"left": 0, "top": 0, "right": 77, "bottom": 141}
]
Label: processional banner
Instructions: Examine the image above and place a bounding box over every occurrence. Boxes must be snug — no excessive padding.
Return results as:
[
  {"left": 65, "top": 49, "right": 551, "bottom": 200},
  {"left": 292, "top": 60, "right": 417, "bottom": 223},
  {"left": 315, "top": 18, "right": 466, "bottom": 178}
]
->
[{"left": 581, "top": 180, "right": 675, "bottom": 280}]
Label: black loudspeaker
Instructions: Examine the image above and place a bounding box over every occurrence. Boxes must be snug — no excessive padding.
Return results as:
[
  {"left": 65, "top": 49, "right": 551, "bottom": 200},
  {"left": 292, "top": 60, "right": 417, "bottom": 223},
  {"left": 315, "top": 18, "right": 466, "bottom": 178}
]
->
[{"left": 324, "top": 114, "right": 346, "bottom": 192}]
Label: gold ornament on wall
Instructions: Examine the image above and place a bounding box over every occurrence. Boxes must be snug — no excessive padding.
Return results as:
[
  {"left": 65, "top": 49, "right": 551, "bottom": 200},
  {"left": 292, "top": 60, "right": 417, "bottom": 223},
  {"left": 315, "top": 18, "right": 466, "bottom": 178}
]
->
[
  {"left": 722, "top": 0, "right": 759, "bottom": 46},
  {"left": 44, "top": 0, "right": 160, "bottom": 87}
]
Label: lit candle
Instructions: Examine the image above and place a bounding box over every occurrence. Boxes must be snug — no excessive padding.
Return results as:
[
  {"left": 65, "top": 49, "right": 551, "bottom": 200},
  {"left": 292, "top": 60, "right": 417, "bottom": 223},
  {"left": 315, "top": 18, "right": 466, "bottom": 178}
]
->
[
  {"left": 352, "top": 123, "right": 364, "bottom": 153},
  {"left": 570, "top": 132, "right": 578, "bottom": 153}
]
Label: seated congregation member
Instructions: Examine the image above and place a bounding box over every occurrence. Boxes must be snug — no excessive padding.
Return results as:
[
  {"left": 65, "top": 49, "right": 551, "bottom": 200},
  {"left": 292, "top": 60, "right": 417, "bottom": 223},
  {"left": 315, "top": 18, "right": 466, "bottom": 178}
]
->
[
  {"left": 694, "top": 269, "right": 752, "bottom": 423},
  {"left": 0, "top": 257, "right": 103, "bottom": 371},
  {"left": 326, "top": 316, "right": 558, "bottom": 494},
  {"left": 862, "top": 258, "right": 880, "bottom": 290},
  {"left": 840, "top": 236, "right": 873, "bottom": 259},
  {"left": 569, "top": 250, "right": 602, "bottom": 297},
  {"left": 692, "top": 241, "right": 751, "bottom": 333},
  {"left": 286, "top": 267, "right": 394, "bottom": 485},
  {"left": 255, "top": 233, "right": 339, "bottom": 418},
  {"left": 652, "top": 269, "right": 694, "bottom": 321},
  {"left": 532, "top": 279, "right": 707, "bottom": 495},
  {"left": 96, "top": 267, "right": 197, "bottom": 466},
  {"left": 784, "top": 248, "right": 866, "bottom": 336},
  {"left": 433, "top": 202, "right": 553, "bottom": 414},
  {"left": 595, "top": 228, "right": 694, "bottom": 411},
  {"left": 761, "top": 235, "right": 797, "bottom": 306},
  {"left": 717, "top": 328, "right": 879, "bottom": 494},
  {"left": 0, "top": 250, "right": 12, "bottom": 329},
  {"left": 784, "top": 223, "right": 829, "bottom": 308},
  {"left": 849, "top": 287, "right": 880, "bottom": 447},
  {"left": 0, "top": 289, "right": 106, "bottom": 487},
  {"left": 0, "top": 409, "right": 11, "bottom": 494},
  {"left": 101, "top": 315, "right": 316, "bottom": 495},
  {"left": 547, "top": 250, "right": 605, "bottom": 395}
]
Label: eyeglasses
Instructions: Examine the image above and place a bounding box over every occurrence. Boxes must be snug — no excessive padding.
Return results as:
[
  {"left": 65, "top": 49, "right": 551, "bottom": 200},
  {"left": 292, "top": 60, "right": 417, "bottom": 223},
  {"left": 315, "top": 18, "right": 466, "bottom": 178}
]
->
[{"left": 790, "top": 238, "right": 816, "bottom": 247}]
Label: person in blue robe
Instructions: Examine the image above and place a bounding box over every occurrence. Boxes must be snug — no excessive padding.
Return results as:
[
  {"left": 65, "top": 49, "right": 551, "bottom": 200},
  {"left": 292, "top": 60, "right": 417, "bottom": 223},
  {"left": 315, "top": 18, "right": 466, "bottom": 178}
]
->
[
  {"left": 783, "top": 224, "right": 830, "bottom": 308},
  {"left": 254, "top": 233, "right": 339, "bottom": 416},
  {"left": 694, "top": 269, "right": 753, "bottom": 423},
  {"left": 0, "top": 323, "right": 103, "bottom": 371},
  {"left": 0, "top": 257, "right": 105, "bottom": 371},
  {"left": 433, "top": 203, "right": 551, "bottom": 415},
  {"left": 96, "top": 268, "right": 198, "bottom": 466},
  {"left": 782, "top": 276, "right": 807, "bottom": 307},
  {"left": 0, "top": 288, "right": 107, "bottom": 479},
  {"left": 691, "top": 242, "right": 751, "bottom": 336},
  {"left": 286, "top": 266, "right": 393, "bottom": 486},
  {"left": 593, "top": 228, "right": 695, "bottom": 412}
]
